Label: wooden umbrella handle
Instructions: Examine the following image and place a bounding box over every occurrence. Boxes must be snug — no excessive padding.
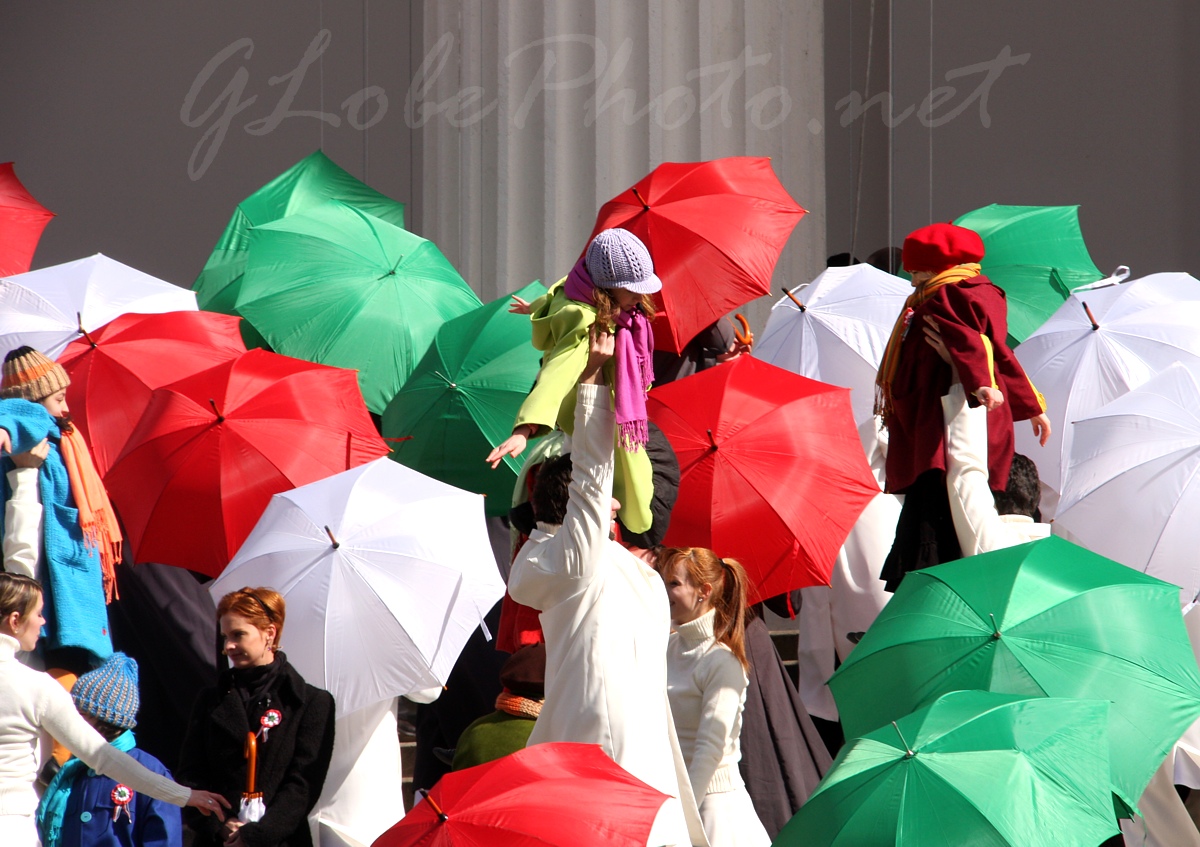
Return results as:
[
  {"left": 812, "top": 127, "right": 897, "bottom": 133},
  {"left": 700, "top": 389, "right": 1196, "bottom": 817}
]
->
[{"left": 244, "top": 731, "right": 258, "bottom": 795}]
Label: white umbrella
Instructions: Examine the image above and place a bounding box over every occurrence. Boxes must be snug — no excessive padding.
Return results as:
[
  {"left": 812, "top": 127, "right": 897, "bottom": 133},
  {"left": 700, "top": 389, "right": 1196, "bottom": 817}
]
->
[
  {"left": 1055, "top": 363, "right": 1200, "bottom": 606},
  {"left": 209, "top": 458, "right": 506, "bottom": 718},
  {"left": 0, "top": 253, "right": 197, "bottom": 358},
  {"left": 1014, "top": 272, "right": 1200, "bottom": 510},
  {"left": 754, "top": 263, "right": 910, "bottom": 426}
]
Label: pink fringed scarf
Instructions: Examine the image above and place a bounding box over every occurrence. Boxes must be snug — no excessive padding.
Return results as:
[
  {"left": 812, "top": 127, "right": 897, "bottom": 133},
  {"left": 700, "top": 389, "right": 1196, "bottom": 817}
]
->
[{"left": 564, "top": 257, "right": 654, "bottom": 451}]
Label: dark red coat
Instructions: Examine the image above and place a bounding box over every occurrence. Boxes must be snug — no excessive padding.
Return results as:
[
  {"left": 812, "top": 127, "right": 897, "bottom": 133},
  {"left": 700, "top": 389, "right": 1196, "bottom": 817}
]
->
[{"left": 884, "top": 275, "right": 1044, "bottom": 494}]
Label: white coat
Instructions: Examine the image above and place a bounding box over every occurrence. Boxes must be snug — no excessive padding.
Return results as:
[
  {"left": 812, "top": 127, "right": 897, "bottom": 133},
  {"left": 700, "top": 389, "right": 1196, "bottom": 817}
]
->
[{"left": 508, "top": 383, "right": 707, "bottom": 847}]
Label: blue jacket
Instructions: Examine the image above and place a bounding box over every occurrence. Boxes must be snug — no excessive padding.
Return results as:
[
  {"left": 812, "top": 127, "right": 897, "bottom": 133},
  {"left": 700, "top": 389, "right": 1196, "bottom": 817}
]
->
[
  {"left": 0, "top": 398, "right": 113, "bottom": 663},
  {"left": 56, "top": 748, "right": 183, "bottom": 847}
]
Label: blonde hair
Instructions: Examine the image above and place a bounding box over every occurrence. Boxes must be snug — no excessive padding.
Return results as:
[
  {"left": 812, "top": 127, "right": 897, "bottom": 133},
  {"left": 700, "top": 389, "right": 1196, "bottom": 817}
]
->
[
  {"left": 0, "top": 573, "right": 42, "bottom": 622},
  {"left": 657, "top": 547, "right": 751, "bottom": 670},
  {"left": 592, "top": 289, "right": 657, "bottom": 328},
  {"left": 216, "top": 587, "right": 286, "bottom": 646}
]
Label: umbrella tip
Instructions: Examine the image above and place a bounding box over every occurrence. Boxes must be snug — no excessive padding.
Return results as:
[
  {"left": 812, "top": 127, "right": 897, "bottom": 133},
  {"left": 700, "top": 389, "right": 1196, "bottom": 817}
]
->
[
  {"left": 1080, "top": 301, "right": 1100, "bottom": 331},
  {"left": 706, "top": 428, "right": 718, "bottom": 450},
  {"left": 782, "top": 287, "right": 805, "bottom": 311},
  {"left": 208, "top": 398, "right": 224, "bottom": 424},
  {"left": 324, "top": 525, "right": 340, "bottom": 549}
]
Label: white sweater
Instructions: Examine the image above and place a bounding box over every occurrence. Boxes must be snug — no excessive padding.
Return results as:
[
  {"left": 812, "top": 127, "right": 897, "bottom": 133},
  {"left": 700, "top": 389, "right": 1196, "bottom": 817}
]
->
[
  {"left": 666, "top": 610, "right": 749, "bottom": 801},
  {"left": 0, "top": 634, "right": 190, "bottom": 815}
]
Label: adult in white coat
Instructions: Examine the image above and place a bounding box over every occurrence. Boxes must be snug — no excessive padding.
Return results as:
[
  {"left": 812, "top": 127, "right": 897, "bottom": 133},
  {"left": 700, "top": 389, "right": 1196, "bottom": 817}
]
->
[{"left": 508, "top": 328, "right": 707, "bottom": 847}]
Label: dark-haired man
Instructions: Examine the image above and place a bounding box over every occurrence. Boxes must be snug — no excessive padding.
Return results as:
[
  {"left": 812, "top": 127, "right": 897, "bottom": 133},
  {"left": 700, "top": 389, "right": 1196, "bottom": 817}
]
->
[{"left": 508, "top": 328, "right": 707, "bottom": 847}]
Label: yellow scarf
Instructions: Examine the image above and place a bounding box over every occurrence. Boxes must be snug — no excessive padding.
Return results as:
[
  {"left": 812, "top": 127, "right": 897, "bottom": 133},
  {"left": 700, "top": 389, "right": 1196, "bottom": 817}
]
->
[{"left": 875, "top": 263, "right": 982, "bottom": 423}]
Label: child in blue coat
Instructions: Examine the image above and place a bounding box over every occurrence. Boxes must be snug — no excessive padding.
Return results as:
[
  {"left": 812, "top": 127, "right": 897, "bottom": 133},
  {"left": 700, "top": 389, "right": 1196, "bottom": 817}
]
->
[{"left": 36, "top": 653, "right": 182, "bottom": 847}]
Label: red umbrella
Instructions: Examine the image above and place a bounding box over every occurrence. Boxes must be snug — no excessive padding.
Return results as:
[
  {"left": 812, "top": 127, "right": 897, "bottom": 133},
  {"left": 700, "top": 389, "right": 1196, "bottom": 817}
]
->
[
  {"left": 58, "top": 311, "right": 247, "bottom": 476},
  {"left": 589, "top": 156, "right": 805, "bottom": 353},
  {"left": 372, "top": 742, "right": 668, "bottom": 847},
  {"left": 648, "top": 355, "right": 878, "bottom": 598},
  {"left": 0, "top": 162, "right": 55, "bottom": 277},
  {"left": 104, "top": 349, "right": 388, "bottom": 576}
]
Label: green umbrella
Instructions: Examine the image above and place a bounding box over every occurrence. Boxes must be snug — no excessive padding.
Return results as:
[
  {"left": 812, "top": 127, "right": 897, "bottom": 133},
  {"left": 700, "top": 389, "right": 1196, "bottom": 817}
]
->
[
  {"left": 193, "top": 150, "right": 405, "bottom": 349},
  {"left": 953, "top": 204, "right": 1104, "bottom": 344},
  {"left": 235, "top": 200, "right": 481, "bottom": 413},
  {"left": 828, "top": 536, "right": 1200, "bottom": 814},
  {"left": 776, "top": 690, "right": 1119, "bottom": 847},
  {"left": 382, "top": 282, "right": 548, "bottom": 515}
]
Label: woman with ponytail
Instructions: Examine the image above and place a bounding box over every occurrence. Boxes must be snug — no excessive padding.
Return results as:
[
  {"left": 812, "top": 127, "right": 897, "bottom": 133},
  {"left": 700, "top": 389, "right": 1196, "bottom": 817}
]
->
[{"left": 657, "top": 547, "right": 770, "bottom": 847}]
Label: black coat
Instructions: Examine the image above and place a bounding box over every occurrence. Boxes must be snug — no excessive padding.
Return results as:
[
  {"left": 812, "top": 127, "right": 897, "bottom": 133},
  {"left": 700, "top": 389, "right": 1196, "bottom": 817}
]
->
[
  {"left": 176, "top": 657, "right": 336, "bottom": 847},
  {"left": 738, "top": 612, "right": 832, "bottom": 839}
]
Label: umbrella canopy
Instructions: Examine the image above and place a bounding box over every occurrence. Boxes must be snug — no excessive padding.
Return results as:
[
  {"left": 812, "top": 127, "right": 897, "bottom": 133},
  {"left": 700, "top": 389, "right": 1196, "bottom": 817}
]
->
[
  {"left": 953, "top": 204, "right": 1104, "bottom": 345},
  {"left": 193, "top": 149, "right": 405, "bottom": 348},
  {"left": 1013, "top": 272, "right": 1200, "bottom": 504},
  {"left": 235, "top": 200, "right": 482, "bottom": 414},
  {"left": 776, "top": 691, "right": 1119, "bottom": 847},
  {"left": 828, "top": 536, "right": 1200, "bottom": 813},
  {"left": 383, "top": 281, "right": 547, "bottom": 515},
  {"left": 0, "top": 162, "right": 55, "bottom": 277},
  {"left": 1056, "top": 363, "right": 1200, "bottom": 606},
  {"left": 57, "top": 310, "right": 246, "bottom": 476},
  {"left": 209, "top": 458, "right": 505, "bottom": 717},
  {"left": 754, "top": 263, "right": 910, "bottom": 426},
  {"left": 589, "top": 156, "right": 806, "bottom": 354},
  {"left": 0, "top": 254, "right": 198, "bottom": 359},
  {"left": 372, "top": 742, "right": 669, "bottom": 847},
  {"left": 104, "top": 349, "right": 388, "bottom": 577},
  {"left": 647, "top": 356, "right": 879, "bottom": 598}
]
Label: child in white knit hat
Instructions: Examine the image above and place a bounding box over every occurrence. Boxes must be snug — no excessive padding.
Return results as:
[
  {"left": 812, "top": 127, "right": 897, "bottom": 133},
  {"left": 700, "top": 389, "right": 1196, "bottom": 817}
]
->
[
  {"left": 486, "top": 228, "right": 661, "bottom": 537},
  {"left": 36, "top": 652, "right": 183, "bottom": 847}
]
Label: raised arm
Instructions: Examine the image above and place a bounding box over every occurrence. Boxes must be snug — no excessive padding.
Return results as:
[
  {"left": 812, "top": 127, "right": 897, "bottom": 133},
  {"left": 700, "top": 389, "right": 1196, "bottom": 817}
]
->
[
  {"left": 508, "top": 329, "right": 615, "bottom": 608},
  {"left": 943, "top": 384, "right": 1027, "bottom": 555},
  {"left": 4, "top": 443, "right": 47, "bottom": 577}
]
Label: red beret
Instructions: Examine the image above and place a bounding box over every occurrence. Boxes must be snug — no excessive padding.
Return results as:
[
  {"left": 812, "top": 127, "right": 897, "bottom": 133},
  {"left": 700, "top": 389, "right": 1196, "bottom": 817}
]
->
[{"left": 902, "top": 223, "right": 985, "bottom": 273}]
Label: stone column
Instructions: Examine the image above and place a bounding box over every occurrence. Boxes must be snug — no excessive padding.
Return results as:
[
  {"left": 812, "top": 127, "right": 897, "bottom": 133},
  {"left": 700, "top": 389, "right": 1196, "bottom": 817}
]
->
[{"left": 403, "top": 0, "right": 825, "bottom": 333}]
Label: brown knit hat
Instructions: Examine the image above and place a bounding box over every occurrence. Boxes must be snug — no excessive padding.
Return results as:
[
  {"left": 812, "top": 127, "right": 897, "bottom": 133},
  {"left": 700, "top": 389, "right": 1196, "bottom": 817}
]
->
[{"left": 1, "top": 346, "right": 70, "bottom": 402}]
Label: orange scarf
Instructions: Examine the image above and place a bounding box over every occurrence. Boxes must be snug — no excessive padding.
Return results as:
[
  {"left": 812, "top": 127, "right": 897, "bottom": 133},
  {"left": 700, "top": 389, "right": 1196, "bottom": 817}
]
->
[
  {"left": 875, "top": 263, "right": 982, "bottom": 424},
  {"left": 57, "top": 424, "right": 123, "bottom": 602},
  {"left": 495, "top": 690, "right": 542, "bottom": 719}
]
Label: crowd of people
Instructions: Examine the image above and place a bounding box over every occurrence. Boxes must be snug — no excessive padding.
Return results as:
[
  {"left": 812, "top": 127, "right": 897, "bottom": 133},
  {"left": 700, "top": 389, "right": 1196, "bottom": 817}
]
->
[{"left": 0, "top": 219, "right": 1190, "bottom": 847}]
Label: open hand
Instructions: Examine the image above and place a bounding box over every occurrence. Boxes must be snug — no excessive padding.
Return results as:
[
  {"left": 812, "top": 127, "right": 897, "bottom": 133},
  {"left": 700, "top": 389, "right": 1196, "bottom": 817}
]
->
[
  {"left": 487, "top": 431, "right": 530, "bottom": 469},
  {"left": 508, "top": 295, "right": 533, "bottom": 315},
  {"left": 187, "top": 789, "right": 231, "bottom": 821},
  {"left": 1030, "top": 413, "right": 1052, "bottom": 446}
]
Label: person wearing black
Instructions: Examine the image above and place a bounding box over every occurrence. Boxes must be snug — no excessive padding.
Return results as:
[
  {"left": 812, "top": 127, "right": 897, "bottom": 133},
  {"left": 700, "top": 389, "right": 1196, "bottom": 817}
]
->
[{"left": 176, "top": 588, "right": 335, "bottom": 847}]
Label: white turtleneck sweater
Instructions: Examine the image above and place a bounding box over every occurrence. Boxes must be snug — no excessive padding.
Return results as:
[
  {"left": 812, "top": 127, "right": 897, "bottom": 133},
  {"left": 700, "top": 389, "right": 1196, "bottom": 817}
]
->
[
  {"left": 0, "top": 633, "right": 191, "bottom": 816},
  {"left": 666, "top": 609, "right": 749, "bottom": 802}
]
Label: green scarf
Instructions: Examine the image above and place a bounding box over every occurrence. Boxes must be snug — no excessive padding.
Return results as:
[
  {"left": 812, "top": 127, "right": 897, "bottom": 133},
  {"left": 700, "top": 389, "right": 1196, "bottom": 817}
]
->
[{"left": 37, "top": 729, "right": 136, "bottom": 847}]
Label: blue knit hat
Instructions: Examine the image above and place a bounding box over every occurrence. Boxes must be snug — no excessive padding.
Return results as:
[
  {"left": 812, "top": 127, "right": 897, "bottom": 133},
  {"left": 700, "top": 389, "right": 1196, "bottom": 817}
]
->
[{"left": 71, "top": 652, "right": 139, "bottom": 729}]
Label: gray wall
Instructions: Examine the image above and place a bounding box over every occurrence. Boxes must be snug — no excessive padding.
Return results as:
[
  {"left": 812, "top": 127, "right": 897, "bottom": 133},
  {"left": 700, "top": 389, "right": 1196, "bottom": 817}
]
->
[
  {"left": 824, "top": 0, "right": 1200, "bottom": 278},
  {"left": 0, "top": 1, "right": 826, "bottom": 333}
]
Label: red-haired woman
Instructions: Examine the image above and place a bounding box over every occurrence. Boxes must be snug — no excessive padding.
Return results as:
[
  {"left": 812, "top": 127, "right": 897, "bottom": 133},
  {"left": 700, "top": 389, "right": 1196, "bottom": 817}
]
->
[
  {"left": 176, "top": 588, "right": 335, "bottom": 847},
  {"left": 658, "top": 548, "right": 770, "bottom": 847}
]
